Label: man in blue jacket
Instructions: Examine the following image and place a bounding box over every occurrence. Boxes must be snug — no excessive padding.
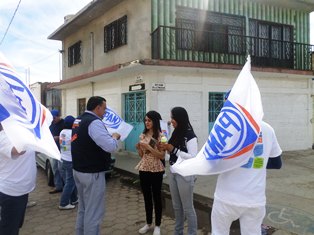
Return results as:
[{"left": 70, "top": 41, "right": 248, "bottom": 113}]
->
[{"left": 72, "top": 96, "right": 120, "bottom": 235}]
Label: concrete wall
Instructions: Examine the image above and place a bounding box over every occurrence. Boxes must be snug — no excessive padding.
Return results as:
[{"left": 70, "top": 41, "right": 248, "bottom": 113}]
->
[
  {"left": 54, "top": 0, "right": 314, "bottom": 151},
  {"left": 59, "top": 65, "right": 312, "bottom": 151},
  {"left": 62, "top": 0, "right": 151, "bottom": 80},
  {"left": 30, "top": 82, "right": 42, "bottom": 103}
]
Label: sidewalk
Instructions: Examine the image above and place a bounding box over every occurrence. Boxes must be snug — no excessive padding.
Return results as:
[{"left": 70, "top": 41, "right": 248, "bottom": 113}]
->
[{"left": 113, "top": 149, "right": 314, "bottom": 235}]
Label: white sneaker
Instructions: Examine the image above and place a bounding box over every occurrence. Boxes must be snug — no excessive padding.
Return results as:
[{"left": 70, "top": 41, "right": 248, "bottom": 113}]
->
[
  {"left": 58, "top": 204, "right": 75, "bottom": 210},
  {"left": 139, "top": 224, "right": 153, "bottom": 234},
  {"left": 153, "top": 226, "right": 161, "bottom": 235}
]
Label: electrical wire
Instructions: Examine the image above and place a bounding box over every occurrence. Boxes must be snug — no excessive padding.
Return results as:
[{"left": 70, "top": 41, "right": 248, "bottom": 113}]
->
[
  {"left": 27, "top": 51, "right": 59, "bottom": 66},
  {"left": 0, "top": 0, "right": 22, "bottom": 46}
]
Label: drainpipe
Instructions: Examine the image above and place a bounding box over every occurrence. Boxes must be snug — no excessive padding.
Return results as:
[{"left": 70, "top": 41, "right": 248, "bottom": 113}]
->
[
  {"left": 90, "top": 32, "right": 94, "bottom": 72},
  {"left": 58, "top": 49, "right": 65, "bottom": 81},
  {"left": 91, "top": 82, "right": 94, "bottom": 96}
]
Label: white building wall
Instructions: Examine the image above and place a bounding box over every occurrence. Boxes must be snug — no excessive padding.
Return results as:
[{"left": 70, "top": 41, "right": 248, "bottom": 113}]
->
[
  {"left": 58, "top": 65, "right": 313, "bottom": 151},
  {"left": 62, "top": 85, "right": 93, "bottom": 117},
  {"left": 256, "top": 74, "right": 312, "bottom": 150},
  {"left": 29, "top": 82, "right": 42, "bottom": 103},
  {"left": 143, "top": 67, "right": 312, "bottom": 151}
]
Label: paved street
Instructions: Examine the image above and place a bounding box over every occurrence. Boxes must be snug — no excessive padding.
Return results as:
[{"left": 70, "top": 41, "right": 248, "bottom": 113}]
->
[
  {"left": 114, "top": 150, "right": 314, "bottom": 235},
  {"left": 21, "top": 148, "right": 314, "bottom": 235},
  {"left": 20, "top": 167, "right": 207, "bottom": 235}
]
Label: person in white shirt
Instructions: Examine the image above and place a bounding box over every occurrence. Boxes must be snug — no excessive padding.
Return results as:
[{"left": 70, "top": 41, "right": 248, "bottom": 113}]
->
[
  {"left": 59, "top": 115, "right": 78, "bottom": 210},
  {"left": 160, "top": 107, "right": 198, "bottom": 235},
  {"left": 0, "top": 123, "right": 36, "bottom": 235},
  {"left": 211, "top": 120, "right": 282, "bottom": 235}
]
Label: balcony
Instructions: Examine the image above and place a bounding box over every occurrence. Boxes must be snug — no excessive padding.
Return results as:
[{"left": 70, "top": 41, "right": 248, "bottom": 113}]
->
[{"left": 152, "top": 26, "right": 314, "bottom": 71}]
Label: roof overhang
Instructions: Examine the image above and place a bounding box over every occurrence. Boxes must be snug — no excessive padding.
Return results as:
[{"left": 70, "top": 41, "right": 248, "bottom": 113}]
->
[
  {"left": 49, "top": 0, "right": 314, "bottom": 41},
  {"left": 48, "top": 0, "right": 124, "bottom": 41}
]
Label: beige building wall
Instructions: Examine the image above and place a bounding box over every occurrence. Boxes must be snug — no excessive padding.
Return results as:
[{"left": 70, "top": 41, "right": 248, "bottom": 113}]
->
[{"left": 61, "top": 0, "right": 151, "bottom": 80}]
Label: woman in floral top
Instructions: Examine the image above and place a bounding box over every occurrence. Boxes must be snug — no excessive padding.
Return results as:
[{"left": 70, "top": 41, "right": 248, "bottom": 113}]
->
[{"left": 136, "top": 111, "right": 165, "bottom": 235}]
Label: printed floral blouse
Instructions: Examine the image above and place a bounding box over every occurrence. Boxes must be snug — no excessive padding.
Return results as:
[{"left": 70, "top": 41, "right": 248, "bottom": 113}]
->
[{"left": 136, "top": 133, "right": 165, "bottom": 173}]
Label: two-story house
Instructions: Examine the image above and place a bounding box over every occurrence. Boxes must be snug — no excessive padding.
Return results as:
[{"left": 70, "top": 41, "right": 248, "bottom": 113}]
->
[{"left": 48, "top": 0, "right": 314, "bottom": 152}]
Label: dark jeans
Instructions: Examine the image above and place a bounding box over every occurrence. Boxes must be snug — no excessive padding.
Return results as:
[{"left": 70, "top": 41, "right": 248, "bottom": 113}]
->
[
  {"left": 139, "top": 171, "right": 163, "bottom": 226},
  {"left": 53, "top": 159, "right": 64, "bottom": 190},
  {"left": 60, "top": 160, "right": 77, "bottom": 206},
  {"left": 0, "top": 192, "right": 28, "bottom": 235}
]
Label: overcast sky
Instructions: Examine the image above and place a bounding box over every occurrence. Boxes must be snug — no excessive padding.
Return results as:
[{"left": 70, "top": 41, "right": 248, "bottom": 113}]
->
[
  {"left": 0, "top": 1, "right": 313, "bottom": 85},
  {"left": 0, "top": 0, "right": 91, "bottom": 84}
]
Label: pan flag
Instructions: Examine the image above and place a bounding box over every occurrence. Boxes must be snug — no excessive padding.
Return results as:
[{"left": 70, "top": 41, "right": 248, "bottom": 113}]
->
[
  {"left": 0, "top": 52, "right": 60, "bottom": 160},
  {"left": 171, "top": 55, "right": 263, "bottom": 176}
]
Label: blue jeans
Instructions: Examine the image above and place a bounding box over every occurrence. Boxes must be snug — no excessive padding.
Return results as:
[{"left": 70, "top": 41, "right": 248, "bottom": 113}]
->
[
  {"left": 168, "top": 172, "right": 197, "bottom": 235},
  {"left": 52, "top": 158, "right": 64, "bottom": 190},
  {"left": 60, "top": 160, "right": 78, "bottom": 206},
  {"left": 0, "top": 192, "right": 28, "bottom": 235}
]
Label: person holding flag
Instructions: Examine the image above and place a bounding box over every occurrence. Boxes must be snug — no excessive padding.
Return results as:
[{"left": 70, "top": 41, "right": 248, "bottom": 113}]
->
[
  {"left": 210, "top": 91, "right": 282, "bottom": 235},
  {"left": 0, "top": 51, "right": 62, "bottom": 233},
  {"left": 167, "top": 56, "right": 282, "bottom": 234},
  {"left": 0, "top": 123, "right": 37, "bottom": 235}
]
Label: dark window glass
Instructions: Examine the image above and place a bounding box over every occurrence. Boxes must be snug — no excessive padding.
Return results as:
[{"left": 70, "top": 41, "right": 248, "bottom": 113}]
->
[
  {"left": 176, "top": 7, "right": 245, "bottom": 54},
  {"left": 68, "top": 41, "right": 81, "bottom": 67},
  {"left": 77, "top": 98, "right": 86, "bottom": 116},
  {"left": 104, "top": 15, "right": 127, "bottom": 52},
  {"left": 249, "top": 19, "right": 293, "bottom": 68}
]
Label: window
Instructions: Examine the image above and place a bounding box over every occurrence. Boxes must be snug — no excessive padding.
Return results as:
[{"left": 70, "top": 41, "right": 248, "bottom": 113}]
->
[
  {"left": 68, "top": 41, "right": 81, "bottom": 67},
  {"left": 249, "top": 19, "right": 293, "bottom": 68},
  {"left": 104, "top": 15, "right": 127, "bottom": 52},
  {"left": 77, "top": 98, "right": 86, "bottom": 116},
  {"left": 46, "top": 89, "right": 61, "bottom": 111},
  {"left": 176, "top": 7, "right": 245, "bottom": 54},
  {"left": 208, "top": 92, "right": 225, "bottom": 133}
]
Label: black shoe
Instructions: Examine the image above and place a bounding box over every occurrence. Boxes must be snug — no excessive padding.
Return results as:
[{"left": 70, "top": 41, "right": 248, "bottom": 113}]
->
[{"left": 49, "top": 188, "right": 62, "bottom": 194}]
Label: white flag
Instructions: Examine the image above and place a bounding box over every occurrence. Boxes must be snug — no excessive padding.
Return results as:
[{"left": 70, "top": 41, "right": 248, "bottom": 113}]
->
[
  {"left": 172, "top": 55, "right": 264, "bottom": 176},
  {"left": 102, "top": 106, "right": 133, "bottom": 141},
  {"left": 0, "top": 52, "right": 61, "bottom": 160}
]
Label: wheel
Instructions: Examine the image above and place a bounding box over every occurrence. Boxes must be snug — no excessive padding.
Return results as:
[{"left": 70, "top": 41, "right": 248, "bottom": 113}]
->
[{"left": 46, "top": 160, "right": 55, "bottom": 187}]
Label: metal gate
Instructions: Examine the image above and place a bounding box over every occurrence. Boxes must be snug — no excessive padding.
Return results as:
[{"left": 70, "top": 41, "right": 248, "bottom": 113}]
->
[{"left": 124, "top": 92, "right": 146, "bottom": 152}]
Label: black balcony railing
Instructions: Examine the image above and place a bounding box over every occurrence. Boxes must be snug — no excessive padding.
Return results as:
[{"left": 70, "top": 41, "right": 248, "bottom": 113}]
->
[{"left": 152, "top": 26, "right": 314, "bottom": 71}]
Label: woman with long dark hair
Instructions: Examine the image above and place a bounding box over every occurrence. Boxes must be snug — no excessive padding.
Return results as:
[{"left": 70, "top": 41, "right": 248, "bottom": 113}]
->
[
  {"left": 160, "top": 107, "right": 198, "bottom": 235},
  {"left": 136, "top": 111, "right": 165, "bottom": 235}
]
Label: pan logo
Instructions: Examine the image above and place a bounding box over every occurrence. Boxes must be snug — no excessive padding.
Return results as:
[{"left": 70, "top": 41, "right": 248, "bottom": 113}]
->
[
  {"left": 103, "top": 107, "right": 122, "bottom": 129},
  {"left": 0, "top": 67, "right": 42, "bottom": 138},
  {"left": 204, "top": 100, "right": 259, "bottom": 160}
]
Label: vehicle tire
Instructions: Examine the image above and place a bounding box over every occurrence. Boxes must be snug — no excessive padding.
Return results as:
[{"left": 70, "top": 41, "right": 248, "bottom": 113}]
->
[{"left": 46, "top": 161, "right": 55, "bottom": 187}]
